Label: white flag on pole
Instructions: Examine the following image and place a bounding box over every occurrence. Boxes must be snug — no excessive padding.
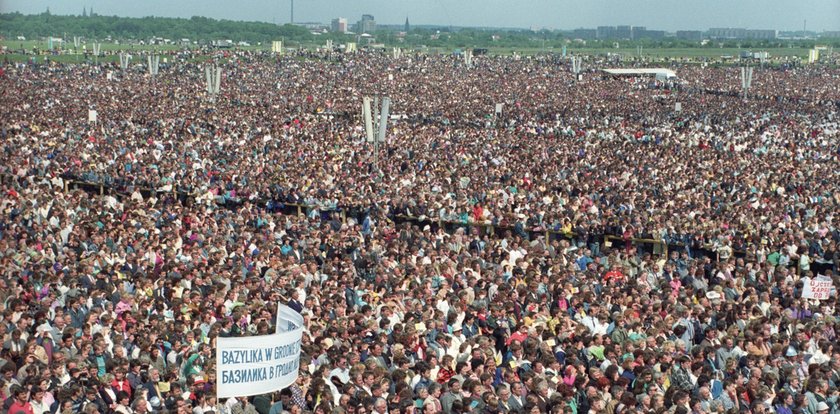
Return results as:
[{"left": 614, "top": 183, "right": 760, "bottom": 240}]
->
[
  {"left": 377, "top": 97, "right": 391, "bottom": 143},
  {"left": 363, "top": 97, "right": 374, "bottom": 143}
]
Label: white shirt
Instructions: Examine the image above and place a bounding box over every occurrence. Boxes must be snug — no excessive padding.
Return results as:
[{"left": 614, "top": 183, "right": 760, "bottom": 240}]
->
[
  {"left": 578, "top": 315, "right": 608, "bottom": 335},
  {"left": 329, "top": 367, "right": 350, "bottom": 384}
]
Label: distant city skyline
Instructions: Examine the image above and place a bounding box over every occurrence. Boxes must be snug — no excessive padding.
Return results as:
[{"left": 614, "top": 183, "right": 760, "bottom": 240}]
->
[{"left": 2, "top": 0, "right": 839, "bottom": 32}]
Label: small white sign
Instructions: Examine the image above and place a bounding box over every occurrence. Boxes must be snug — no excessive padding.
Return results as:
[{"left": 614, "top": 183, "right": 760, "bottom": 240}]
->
[
  {"left": 88, "top": 110, "right": 98, "bottom": 123},
  {"left": 802, "top": 275, "right": 833, "bottom": 300},
  {"left": 675, "top": 102, "right": 682, "bottom": 112}
]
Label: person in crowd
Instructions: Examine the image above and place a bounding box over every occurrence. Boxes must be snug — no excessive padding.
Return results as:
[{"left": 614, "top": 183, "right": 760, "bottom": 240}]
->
[{"left": 0, "top": 48, "right": 838, "bottom": 414}]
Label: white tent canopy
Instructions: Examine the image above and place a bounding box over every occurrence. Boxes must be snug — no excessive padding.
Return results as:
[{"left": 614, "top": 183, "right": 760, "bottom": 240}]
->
[{"left": 602, "top": 68, "right": 677, "bottom": 79}]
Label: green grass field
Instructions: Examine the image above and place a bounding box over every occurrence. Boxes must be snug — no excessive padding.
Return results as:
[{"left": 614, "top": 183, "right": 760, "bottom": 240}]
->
[
  {"left": 491, "top": 46, "right": 810, "bottom": 59},
  {"left": 1, "top": 39, "right": 813, "bottom": 63}
]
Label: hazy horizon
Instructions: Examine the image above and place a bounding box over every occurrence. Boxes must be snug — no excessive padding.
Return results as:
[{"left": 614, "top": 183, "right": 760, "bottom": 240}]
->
[{"left": 2, "top": 0, "right": 839, "bottom": 32}]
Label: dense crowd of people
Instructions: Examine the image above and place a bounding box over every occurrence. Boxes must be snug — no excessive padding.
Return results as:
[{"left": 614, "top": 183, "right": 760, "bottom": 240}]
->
[{"left": 0, "top": 48, "right": 839, "bottom": 414}]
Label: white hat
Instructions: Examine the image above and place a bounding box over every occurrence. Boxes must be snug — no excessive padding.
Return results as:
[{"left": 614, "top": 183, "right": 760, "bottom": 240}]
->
[
  {"left": 817, "top": 402, "right": 829, "bottom": 411},
  {"left": 705, "top": 291, "right": 721, "bottom": 301}
]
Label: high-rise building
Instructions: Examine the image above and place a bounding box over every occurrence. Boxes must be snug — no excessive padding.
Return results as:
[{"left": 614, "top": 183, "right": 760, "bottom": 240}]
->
[
  {"left": 676, "top": 30, "right": 704, "bottom": 41},
  {"left": 707, "top": 28, "right": 775, "bottom": 40},
  {"left": 708, "top": 28, "right": 747, "bottom": 39},
  {"left": 572, "top": 28, "right": 597, "bottom": 40},
  {"left": 596, "top": 26, "right": 616, "bottom": 39},
  {"left": 331, "top": 17, "right": 348, "bottom": 33},
  {"left": 357, "top": 14, "right": 376, "bottom": 34},
  {"left": 745, "top": 29, "right": 777, "bottom": 39},
  {"left": 616, "top": 25, "right": 632, "bottom": 39},
  {"left": 632, "top": 26, "right": 646, "bottom": 39},
  {"left": 596, "top": 26, "right": 635, "bottom": 40},
  {"left": 632, "top": 28, "right": 665, "bottom": 40},
  {"left": 405, "top": 17, "right": 410, "bottom": 33}
]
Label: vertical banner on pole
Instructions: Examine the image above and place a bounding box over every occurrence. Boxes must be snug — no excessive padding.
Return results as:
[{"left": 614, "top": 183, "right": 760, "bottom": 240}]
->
[
  {"left": 571, "top": 57, "right": 582, "bottom": 75},
  {"left": 808, "top": 49, "right": 819, "bottom": 64},
  {"left": 205, "top": 66, "right": 212, "bottom": 94},
  {"left": 741, "top": 67, "right": 753, "bottom": 98},
  {"left": 372, "top": 96, "right": 379, "bottom": 137},
  {"left": 214, "top": 66, "right": 221, "bottom": 96},
  {"left": 377, "top": 97, "right": 391, "bottom": 143},
  {"left": 363, "top": 97, "right": 374, "bottom": 143},
  {"left": 747, "top": 68, "right": 753, "bottom": 89},
  {"left": 272, "top": 41, "right": 283, "bottom": 54},
  {"left": 740, "top": 67, "right": 745, "bottom": 89},
  {"left": 205, "top": 65, "right": 222, "bottom": 99},
  {"left": 92, "top": 43, "right": 101, "bottom": 64}
]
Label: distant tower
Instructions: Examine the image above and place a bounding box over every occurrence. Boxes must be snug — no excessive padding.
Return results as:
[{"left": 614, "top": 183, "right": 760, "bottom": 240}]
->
[
  {"left": 290, "top": 0, "right": 294, "bottom": 24},
  {"left": 90, "top": 6, "right": 94, "bottom": 16},
  {"left": 405, "top": 17, "right": 410, "bottom": 33},
  {"left": 82, "top": 7, "right": 87, "bottom": 17}
]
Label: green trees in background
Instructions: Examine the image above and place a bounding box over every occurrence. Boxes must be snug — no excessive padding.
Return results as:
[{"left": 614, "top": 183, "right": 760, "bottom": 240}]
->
[
  {"left": 0, "top": 12, "right": 311, "bottom": 44},
  {"left": 1, "top": 11, "right": 838, "bottom": 50}
]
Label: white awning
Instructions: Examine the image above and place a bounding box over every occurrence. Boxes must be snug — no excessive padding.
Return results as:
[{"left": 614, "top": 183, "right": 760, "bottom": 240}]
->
[{"left": 602, "top": 68, "right": 677, "bottom": 78}]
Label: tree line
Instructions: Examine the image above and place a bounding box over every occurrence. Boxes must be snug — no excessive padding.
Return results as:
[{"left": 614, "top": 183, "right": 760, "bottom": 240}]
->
[{"left": 0, "top": 12, "right": 311, "bottom": 44}]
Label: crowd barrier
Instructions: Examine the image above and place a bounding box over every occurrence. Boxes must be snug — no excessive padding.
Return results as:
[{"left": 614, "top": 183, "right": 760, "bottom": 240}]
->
[{"left": 0, "top": 172, "right": 790, "bottom": 267}]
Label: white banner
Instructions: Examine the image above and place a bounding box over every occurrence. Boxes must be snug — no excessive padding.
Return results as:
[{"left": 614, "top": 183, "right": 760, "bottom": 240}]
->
[
  {"left": 802, "top": 275, "right": 833, "bottom": 300},
  {"left": 275, "top": 303, "right": 304, "bottom": 332},
  {"left": 272, "top": 41, "right": 283, "bottom": 54},
  {"left": 88, "top": 110, "right": 98, "bottom": 123},
  {"left": 217, "top": 304, "right": 304, "bottom": 398},
  {"left": 363, "top": 97, "right": 374, "bottom": 143}
]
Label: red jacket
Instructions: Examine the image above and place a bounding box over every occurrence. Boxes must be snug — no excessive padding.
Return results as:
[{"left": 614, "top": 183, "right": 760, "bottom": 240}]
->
[
  {"left": 604, "top": 269, "right": 625, "bottom": 282},
  {"left": 9, "top": 401, "right": 34, "bottom": 414}
]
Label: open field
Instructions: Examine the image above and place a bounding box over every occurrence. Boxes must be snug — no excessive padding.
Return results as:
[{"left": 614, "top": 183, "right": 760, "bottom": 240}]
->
[
  {"left": 481, "top": 46, "right": 811, "bottom": 59},
  {"left": 0, "top": 39, "right": 816, "bottom": 64}
]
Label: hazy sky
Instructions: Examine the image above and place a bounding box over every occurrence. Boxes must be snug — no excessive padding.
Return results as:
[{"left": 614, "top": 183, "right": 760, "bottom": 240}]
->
[{"left": 2, "top": 0, "right": 839, "bottom": 32}]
